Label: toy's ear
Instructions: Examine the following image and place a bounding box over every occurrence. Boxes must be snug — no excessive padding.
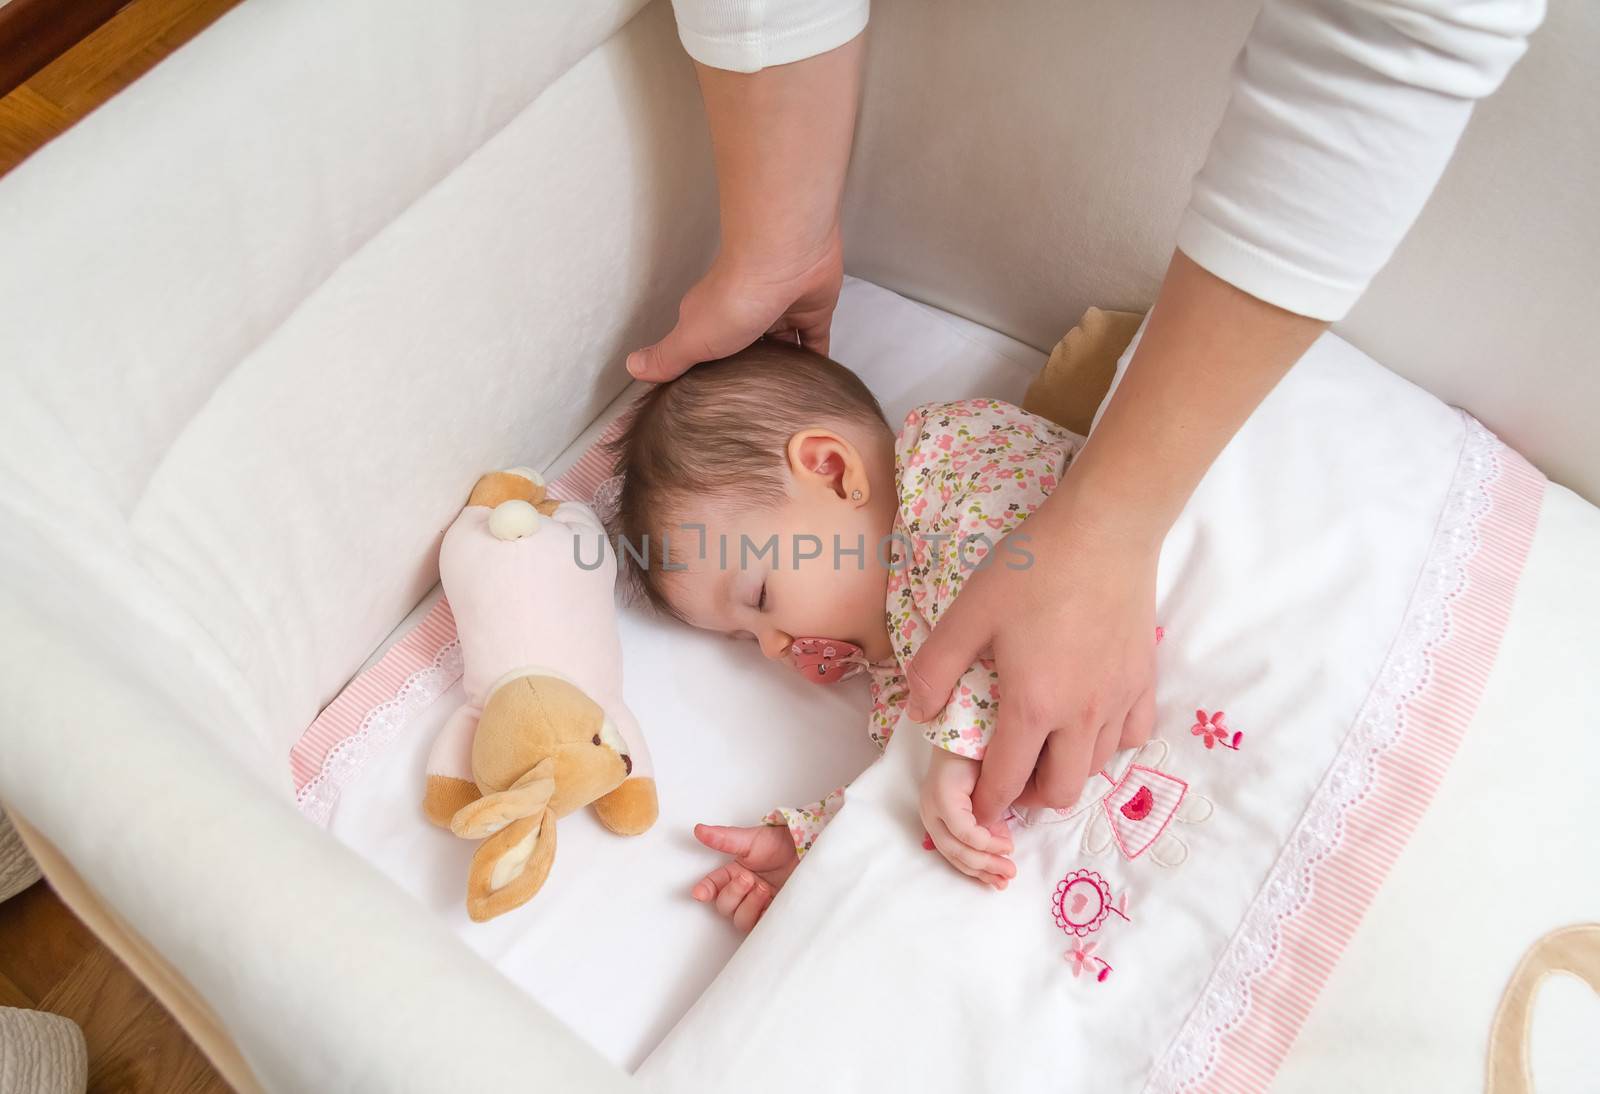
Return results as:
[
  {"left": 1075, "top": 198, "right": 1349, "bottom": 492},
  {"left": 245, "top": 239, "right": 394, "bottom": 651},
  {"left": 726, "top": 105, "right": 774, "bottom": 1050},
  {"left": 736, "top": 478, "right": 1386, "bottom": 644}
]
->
[
  {"left": 1023, "top": 307, "right": 1143, "bottom": 436},
  {"left": 451, "top": 758, "right": 556, "bottom": 839},
  {"left": 467, "top": 467, "right": 559, "bottom": 514},
  {"left": 466, "top": 806, "right": 558, "bottom": 921}
]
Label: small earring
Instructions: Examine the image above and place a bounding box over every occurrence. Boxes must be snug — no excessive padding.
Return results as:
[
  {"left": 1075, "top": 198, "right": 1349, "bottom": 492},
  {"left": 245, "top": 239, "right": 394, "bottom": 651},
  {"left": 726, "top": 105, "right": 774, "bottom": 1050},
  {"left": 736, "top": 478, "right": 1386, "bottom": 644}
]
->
[{"left": 851, "top": 489, "right": 862, "bottom": 501}]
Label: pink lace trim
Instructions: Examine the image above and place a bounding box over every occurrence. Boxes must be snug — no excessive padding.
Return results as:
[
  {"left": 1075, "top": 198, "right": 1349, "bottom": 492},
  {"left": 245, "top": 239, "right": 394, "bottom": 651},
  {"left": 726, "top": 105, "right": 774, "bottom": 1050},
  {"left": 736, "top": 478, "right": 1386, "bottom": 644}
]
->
[{"left": 1147, "top": 416, "right": 1544, "bottom": 1093}]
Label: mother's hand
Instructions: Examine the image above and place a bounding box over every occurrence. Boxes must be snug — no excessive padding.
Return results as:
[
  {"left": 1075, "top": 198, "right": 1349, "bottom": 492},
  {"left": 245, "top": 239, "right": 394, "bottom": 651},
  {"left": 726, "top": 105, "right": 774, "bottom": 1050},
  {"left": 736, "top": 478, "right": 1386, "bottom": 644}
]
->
[
  {"left": 905, "top": 491, "right": 1159, "bottom": 823},
  {"left": 904, "top": 251, "right": 1327, "bottom": 824},
  {"left": 625, "top": 234, "right": 844, "bottom": 383},
  {"left": 625, "top": 38, "right": 863, "bottom": 383}
]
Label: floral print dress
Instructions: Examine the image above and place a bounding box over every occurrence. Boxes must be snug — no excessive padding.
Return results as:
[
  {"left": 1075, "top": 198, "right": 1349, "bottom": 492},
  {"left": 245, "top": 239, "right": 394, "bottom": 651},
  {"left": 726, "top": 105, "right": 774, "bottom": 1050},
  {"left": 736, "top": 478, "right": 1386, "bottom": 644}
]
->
[{"left": 766, "top": 399, "right": 1082, "bottom": 855}]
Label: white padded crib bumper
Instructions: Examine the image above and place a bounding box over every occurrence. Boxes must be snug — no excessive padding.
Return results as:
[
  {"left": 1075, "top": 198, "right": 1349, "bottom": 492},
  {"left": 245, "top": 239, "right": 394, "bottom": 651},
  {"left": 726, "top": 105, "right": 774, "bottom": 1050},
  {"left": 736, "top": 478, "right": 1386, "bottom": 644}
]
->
[{"left": 2, "top": 1, "right": 1597, "bottom": 1092}]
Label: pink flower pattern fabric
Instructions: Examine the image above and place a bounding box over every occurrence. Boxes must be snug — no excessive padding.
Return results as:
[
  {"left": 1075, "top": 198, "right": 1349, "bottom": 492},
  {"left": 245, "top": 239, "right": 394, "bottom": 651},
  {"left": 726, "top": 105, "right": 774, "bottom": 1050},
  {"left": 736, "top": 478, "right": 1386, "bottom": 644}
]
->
[{"left": 766, "top": 400, "right": 1082, "bottom": 855}]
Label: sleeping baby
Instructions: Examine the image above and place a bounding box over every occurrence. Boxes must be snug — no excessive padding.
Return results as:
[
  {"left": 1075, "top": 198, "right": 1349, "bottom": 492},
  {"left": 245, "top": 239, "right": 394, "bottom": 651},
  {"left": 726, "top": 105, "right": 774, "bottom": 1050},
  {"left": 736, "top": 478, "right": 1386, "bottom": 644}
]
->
[{"left": 608, "top": 341, "right": 1081, "bottom": 931}]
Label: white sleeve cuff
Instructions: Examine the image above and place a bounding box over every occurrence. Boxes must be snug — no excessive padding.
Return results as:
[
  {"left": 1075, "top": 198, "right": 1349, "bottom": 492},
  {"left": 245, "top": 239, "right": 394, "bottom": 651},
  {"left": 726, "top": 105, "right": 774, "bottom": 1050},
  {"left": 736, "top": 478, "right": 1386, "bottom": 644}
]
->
[
  {"left": 1174, "top": 0, "right": 1543, "bottom": 322},
  {"left": 1175, "top": 208, "right": 1360, "bottom": 322},
  {"left": 670, "top": 0, "right": 868, "bottom": 73}
]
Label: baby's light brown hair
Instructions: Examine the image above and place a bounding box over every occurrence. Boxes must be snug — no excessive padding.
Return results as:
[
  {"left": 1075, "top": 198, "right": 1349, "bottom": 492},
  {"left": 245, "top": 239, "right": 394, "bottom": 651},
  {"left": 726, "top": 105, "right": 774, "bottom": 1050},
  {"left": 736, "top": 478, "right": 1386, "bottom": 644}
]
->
[{"left": 609, "top": 340, "right": 892, "bottom": 615}]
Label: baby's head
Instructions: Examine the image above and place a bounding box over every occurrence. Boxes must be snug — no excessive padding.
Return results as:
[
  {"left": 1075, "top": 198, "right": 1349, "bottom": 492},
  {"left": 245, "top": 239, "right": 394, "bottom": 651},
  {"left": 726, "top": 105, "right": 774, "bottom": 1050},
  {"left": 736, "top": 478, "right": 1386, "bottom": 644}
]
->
[{"left": 611, "top": 341, "right": 898, "bottom": 664}]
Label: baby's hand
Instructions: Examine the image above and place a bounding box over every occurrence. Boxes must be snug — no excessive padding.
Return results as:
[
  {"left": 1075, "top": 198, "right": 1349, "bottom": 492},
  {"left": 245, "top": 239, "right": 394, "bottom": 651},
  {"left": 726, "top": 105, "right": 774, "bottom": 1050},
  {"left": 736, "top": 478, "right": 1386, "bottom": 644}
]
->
[
  {"left": 919, "top": 748, "right": 1016, "bottom": 889},
  {"left": 690, "top": 823, "right": 799, "bottom": 933}
]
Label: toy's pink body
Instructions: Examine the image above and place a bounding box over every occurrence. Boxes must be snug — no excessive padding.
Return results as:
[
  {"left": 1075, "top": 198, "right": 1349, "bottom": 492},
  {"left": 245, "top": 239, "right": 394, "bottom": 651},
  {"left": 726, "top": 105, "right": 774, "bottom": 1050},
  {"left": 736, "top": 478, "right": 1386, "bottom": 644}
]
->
[{"left": 425, "top": 500, "right": 651, "bottom": 787}]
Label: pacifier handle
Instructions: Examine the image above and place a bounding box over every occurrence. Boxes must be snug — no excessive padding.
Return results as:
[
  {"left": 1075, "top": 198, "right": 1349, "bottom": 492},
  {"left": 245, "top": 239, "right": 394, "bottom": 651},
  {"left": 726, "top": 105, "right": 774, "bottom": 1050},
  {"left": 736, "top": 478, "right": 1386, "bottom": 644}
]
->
[{"left": 789, "top": 637, "right": 869, "bottom": 684}]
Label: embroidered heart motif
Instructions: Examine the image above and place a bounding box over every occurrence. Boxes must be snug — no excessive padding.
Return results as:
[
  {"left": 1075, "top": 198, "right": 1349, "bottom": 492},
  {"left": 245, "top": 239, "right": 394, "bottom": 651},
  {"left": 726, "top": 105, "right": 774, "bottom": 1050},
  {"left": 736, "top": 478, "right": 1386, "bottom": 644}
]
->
[
  {"left": 1102, "top": 765, "right": 1189, "bottom": 859},
  {"left": 1070, "top": 892, "right": 1089, "bottom": 916},
  {"left": 1121, "top": 785, "right": 1154, "bottom": 821}
]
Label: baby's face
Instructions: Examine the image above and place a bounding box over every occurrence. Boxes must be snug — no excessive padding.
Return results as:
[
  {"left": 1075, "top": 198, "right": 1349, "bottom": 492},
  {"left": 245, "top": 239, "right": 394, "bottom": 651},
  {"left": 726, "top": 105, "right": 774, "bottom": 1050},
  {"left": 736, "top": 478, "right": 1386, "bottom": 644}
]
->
[{"left": 660, "top": 427, "right": 898, "bottom": 666}]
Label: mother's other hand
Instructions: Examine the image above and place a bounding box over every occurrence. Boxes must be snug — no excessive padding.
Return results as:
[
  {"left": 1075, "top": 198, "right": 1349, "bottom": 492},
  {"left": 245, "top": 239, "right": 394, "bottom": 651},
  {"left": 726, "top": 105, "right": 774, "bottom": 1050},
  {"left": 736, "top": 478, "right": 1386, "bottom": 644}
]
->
[
  {"left": 907, "top": 252, "right": 1325, "bottom": 822},
  {"left": 906, "top": 493, "right": 1159, "bottom": 824}
]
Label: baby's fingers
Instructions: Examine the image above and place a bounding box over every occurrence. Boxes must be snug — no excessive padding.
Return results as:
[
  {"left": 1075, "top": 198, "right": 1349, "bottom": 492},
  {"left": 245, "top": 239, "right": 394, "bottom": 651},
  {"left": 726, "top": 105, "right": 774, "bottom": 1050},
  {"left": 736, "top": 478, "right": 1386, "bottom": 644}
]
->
[
  {"left": 692, "top": 865, "right": 735, "bottom": 902},
  {"left": 694, "top": 823, "right": 759, "bottom": 858},
  {"left": 713, "top": 867, "right": 757, "bottom": 917},
  {"left": 942, "top": 801, "right": 1014, "bottom": 856},
  {"left": 731, "top": 883, "right": 774, "bottom": 932},
  {"left": 937, "top": 806, "right": 1016, "bottom": 879},
  {"left": 928, "top": 818, "right": 1014, "bottom": 888}
]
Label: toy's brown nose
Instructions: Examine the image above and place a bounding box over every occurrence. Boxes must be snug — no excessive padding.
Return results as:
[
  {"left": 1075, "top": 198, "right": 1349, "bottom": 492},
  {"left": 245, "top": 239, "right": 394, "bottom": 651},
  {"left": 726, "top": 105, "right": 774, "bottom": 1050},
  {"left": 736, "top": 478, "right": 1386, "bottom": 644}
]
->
[{"left": 622, "top": 754, "right": 633, "bottom": 776}]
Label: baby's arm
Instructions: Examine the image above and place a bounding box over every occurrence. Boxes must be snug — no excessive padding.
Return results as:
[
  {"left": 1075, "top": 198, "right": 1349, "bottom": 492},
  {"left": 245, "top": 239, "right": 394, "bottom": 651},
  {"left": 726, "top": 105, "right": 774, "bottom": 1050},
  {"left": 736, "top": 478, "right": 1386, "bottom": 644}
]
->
[{"left": 919, "top": 747, "right": 1015, "bottom": 889}]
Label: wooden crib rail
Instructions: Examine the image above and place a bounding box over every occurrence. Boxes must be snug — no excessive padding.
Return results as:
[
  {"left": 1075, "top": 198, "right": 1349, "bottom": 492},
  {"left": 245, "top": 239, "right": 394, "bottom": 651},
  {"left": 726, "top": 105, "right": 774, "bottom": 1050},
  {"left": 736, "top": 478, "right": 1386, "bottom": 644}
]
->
[{"left": 9, "top": 812, "right": 264, "bottom": 1094}]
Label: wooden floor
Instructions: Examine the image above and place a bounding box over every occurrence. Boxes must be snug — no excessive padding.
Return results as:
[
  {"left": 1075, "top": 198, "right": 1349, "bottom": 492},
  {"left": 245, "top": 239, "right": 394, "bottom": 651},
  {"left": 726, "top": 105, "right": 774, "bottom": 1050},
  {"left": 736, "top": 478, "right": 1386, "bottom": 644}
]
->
[
  {"left": 0, "top": 879, "right": 230, "bottom": 1093},
  {"left": 2, "top": 3, "right": 242, "bottom": 1086},
  {"left": 0, "top": 0, "right": 238, "bottom": 177}
]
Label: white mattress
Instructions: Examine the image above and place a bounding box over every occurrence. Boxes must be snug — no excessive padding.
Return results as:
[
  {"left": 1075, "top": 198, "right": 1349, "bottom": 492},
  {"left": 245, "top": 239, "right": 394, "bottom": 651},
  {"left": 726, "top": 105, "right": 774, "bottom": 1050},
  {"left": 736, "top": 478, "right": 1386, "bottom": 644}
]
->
[{"left": 325, "top": 277, "right": 1049, "bottom": 1069}]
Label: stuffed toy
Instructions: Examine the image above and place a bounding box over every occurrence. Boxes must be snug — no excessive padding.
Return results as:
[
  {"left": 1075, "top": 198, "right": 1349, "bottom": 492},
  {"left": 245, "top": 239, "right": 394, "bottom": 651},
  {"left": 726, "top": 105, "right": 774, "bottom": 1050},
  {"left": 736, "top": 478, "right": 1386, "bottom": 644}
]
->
[
  {"left": 422, "top": 468, "right": 657, "bottom": 922},
  {"left": 1022, "top": 306, "right": 1144, "bottom": 435}
]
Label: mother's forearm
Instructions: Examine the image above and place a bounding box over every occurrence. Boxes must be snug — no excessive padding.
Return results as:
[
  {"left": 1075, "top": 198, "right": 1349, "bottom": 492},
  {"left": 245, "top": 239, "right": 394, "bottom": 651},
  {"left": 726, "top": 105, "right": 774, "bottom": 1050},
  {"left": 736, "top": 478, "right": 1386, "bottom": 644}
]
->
[
  {"left": 692, "top": 36, "right": 864, "bottom": 275},
  {"left": 1059, "top": 250, "right": 1326, "bottom": 548}
]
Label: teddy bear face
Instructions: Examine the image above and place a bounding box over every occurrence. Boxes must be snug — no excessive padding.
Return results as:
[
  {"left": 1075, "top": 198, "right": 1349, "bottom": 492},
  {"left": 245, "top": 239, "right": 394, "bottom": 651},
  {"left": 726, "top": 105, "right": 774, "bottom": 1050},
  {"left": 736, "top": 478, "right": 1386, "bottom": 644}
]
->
[{"left": 470, "top": 672, "right": 630, "bottom": 818}]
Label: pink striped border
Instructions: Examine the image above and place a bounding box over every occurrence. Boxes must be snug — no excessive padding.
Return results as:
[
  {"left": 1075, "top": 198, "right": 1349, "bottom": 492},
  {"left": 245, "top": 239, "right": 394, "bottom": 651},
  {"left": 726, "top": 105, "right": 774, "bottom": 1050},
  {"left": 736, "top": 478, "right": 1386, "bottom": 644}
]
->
[
  {"left": 549, "top": 419, "right": 625, "bottom": 508},
  {"left": 289, "top": 597, "right": 460, "bottom": 791},
  {"left": 289, "top": 417, "right": 630, "bottom": 803},
  {"left": 1172, "top": 424, "right": 1545, "bottom": 1092}
]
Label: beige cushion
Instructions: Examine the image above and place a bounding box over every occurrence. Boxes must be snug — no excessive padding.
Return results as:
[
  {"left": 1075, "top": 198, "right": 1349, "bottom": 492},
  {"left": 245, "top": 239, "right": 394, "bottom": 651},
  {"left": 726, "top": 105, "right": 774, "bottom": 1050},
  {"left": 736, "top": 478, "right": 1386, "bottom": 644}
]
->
[
  {"left": 0, "top": 1008, "right": 86, "bottom": 1094},
  {"left": 0, "top": 811, "right": 39, "bottom": 905}
]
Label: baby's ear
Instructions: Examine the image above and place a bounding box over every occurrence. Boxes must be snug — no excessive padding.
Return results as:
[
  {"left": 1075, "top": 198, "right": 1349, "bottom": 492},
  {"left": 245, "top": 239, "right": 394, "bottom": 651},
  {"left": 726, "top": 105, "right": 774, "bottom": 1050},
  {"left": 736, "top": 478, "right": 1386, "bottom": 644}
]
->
[
  {"left": 787, "top": 429, "right": 860, "bottom": 500},
  {"left": 788, "top": 430, "right": 846, "bottom": 475}
]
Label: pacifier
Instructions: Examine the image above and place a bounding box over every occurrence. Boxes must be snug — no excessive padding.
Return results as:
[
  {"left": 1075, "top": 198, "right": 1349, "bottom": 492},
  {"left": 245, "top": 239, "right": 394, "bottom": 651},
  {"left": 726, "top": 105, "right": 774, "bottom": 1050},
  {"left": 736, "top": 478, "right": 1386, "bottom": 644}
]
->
[{"left": 789, "top": 637, "right": 869, "bottom": 684}]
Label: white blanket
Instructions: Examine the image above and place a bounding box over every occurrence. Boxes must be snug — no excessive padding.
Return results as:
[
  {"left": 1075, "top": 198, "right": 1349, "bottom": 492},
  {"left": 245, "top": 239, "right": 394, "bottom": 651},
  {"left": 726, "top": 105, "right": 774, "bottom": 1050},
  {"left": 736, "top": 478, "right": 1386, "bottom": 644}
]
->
[{"left": 637, "top": 327, "right": 1581, "bottom": 1092}]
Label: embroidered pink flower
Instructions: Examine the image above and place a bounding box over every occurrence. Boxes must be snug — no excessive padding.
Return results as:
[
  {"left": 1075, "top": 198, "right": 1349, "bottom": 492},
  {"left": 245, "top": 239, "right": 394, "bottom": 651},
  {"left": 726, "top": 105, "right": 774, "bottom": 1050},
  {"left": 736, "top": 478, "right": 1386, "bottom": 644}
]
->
[
  {"left": 1192, "top": 709, "right": 1243, "bottom": 751},
  {"left": 1064, "top": 941, "right": 1111, "bottom": 981}
]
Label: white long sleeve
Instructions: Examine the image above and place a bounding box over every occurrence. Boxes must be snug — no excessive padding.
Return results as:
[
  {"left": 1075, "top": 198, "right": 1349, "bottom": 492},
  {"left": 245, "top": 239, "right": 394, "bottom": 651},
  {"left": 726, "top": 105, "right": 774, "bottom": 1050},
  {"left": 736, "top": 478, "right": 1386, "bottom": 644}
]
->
[
  {"left": 669, "top": 0, "right": 1544, "bottom": 319},
  {"left": 1179, "top": 0, "right": 1545, "bottom": 319}
]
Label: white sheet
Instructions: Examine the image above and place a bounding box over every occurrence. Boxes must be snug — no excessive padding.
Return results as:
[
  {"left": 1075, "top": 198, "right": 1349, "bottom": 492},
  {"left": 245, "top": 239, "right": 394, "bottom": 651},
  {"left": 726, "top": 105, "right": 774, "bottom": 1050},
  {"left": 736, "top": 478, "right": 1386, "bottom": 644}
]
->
[{"left": 325, "top": 277, "right": 1049, "bottom": 1069}]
